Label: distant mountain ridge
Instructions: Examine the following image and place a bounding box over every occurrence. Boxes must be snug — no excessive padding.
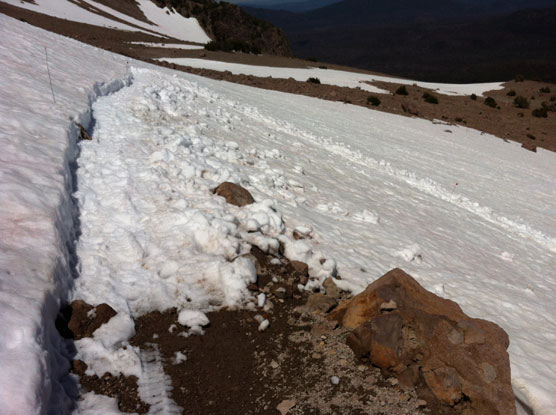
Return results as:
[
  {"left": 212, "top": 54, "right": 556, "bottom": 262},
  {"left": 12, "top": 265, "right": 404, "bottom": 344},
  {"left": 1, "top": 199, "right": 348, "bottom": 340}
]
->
[{"left": 243, "top": 0, "right": 556, "bottom": 82}]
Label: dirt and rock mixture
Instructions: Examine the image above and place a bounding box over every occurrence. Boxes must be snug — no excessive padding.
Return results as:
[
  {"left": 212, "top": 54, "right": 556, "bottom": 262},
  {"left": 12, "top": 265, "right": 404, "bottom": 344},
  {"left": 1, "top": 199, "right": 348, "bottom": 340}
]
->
[
  {"left": 58, "top": 245, "right": 429, "bottom": 415},
  {"left": 2, "top": 1, "right": 554, "bottom": 152}
]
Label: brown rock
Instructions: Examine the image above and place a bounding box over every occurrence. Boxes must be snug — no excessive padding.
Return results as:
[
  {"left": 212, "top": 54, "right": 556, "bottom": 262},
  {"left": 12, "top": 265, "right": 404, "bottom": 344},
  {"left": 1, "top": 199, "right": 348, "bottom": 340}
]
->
[
  {"left": 213, "top": 182, "right": 255, "bottom": 207},
  {"left": 323, "top": 277, "right": 341, "bottom": 298},
  {"left": 67, "top": 299, "right": 117, "bottom": 339},
  {"left": 290, "top": 260, "right": 309, "bottom": 277},
  {"left": 303, "top": 293, "right": 337, "bottom": 314},
  {"left": 331, "top": 268, "right": 515, "bottom": 415}
]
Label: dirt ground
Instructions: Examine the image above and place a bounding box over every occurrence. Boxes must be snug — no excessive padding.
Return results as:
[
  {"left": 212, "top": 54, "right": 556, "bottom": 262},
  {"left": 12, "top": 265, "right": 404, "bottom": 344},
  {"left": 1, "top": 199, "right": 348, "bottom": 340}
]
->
[
  {"left": 2, "top": 2, "right": 554, "bottom": 152},
  {"left": 66, "top": 246, "right": 429, "bottom": 415}
]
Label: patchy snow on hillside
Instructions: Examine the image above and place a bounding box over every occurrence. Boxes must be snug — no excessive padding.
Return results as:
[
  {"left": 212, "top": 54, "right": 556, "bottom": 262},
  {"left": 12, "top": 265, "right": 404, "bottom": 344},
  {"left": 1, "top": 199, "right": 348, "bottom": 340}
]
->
[
  {"left": 136, "top": 0, "right": 211, "bottom": 43},
  {"left": 1, "top": 0, "right": 211, "bottom": 43},
  {"left": 1, "top": 13, "right": 555, "bottom": 415},
  {"left": 158, "top": 57, "right": 504, "bottom": 96}
]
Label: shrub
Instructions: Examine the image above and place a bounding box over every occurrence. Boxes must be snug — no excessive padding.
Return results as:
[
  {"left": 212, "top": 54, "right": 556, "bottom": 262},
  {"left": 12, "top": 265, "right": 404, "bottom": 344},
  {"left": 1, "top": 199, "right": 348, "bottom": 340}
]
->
[
  {"left": 455, "top": 117, "right": 463, "bottom": 122},
  {"left": 527, "top": 133, "right": 536, "bottom": 140},
  {"left": 319, "top": 65, "right": 328, "bottom": 70},
  {"left": 470, "top": 93, "right": 477, "bottom": 100},
  {"left": 484, "top": 97, "right": 497, "bottom": 108},
  {"left": 514, "top": 95, "right": 530, "bottom": 109},
  {"left": 395, "top": 85, "right": 408, "bottom": 96},
  {"left": 367, "top": 96, "right": 381, "bottom": 106},
  {"left": 532, "top": 107, "right": 548, "bottom": 118},
  {"left": 540, "top": 86, "right": 551, "bottom": 93},
  {"left": 507, "top": 90, "right": 516, "bottom": 96},
  {"left": 307, "top": 77, "right": 321, "bottom": 84},
  {"left": 307, "top": 57, "right": 318, "bottom": 62},
  {"left": 542, "top": 101, "right": 556, "bottom": 112},
  {"left": 515, "top": 74, "right": 525, "bottom": 82},
  {"left": 423, "top": 92, "right": 439, "bottom": 104}
]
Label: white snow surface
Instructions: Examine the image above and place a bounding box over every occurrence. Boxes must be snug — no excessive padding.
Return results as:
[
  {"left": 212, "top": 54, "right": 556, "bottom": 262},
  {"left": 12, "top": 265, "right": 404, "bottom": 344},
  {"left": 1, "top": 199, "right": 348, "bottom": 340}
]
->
[
  {"left": 157, "top": 58, "right": 504, "bottom": 96},
  {"left": 1, "top": 0, "right": 210, "bottom": 43},
  {"left": 1, "top": 14, "right": 555, "bottom": 415},
  {"left": 136, "top": 0, "right": 211, "bottom": 43}
]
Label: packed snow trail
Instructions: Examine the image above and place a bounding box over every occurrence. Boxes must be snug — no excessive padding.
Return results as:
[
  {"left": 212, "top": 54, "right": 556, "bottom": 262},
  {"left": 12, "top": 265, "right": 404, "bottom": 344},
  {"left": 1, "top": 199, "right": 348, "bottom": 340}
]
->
[{"left": 73, "top": 67, "right": 556, "bottom": 415}]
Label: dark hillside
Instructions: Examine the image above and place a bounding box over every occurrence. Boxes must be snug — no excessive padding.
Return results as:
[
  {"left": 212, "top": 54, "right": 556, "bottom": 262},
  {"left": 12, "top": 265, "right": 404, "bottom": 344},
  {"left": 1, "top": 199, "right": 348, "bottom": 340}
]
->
[{"left": 155, "top": 0, "right": 292, "bottom": 55}]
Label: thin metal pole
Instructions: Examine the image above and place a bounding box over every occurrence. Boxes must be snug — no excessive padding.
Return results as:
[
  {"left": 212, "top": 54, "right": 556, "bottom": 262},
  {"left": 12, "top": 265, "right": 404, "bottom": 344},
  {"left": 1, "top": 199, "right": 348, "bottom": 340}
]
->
[{"left": 44, "top": 47, "right": 56, "bottom": 104}]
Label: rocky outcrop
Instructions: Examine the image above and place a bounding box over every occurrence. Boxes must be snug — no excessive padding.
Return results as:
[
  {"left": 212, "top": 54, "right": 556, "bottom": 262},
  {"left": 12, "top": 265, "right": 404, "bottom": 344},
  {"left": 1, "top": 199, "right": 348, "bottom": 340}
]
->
[
  {"left": 329, "top": 268, "right": 516, "bottom": 415},
  {"left": 154, "top": 0, "right": 292, "bottom": 56},
  {"left": 213, "top": 182, "right": 255, "bottom": 207}
]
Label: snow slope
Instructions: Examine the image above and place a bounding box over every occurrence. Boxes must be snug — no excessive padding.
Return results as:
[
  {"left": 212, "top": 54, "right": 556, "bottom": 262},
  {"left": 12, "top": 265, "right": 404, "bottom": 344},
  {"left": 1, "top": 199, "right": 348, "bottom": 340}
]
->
[
  {"left": 158, "top": 57, "right": 504, "bottom": 96},
  {"left": 1, "top": 13, "right": 555, "bottom": 415},
  {"left": 1, "top": 0, "right": 210, "bottom": 43}
]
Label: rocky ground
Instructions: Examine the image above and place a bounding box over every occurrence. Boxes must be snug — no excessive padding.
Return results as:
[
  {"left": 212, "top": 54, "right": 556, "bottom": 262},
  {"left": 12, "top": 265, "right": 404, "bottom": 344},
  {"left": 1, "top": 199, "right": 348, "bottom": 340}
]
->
[{"left": 59, "top": 245, "right": 430, "bottom": 415}]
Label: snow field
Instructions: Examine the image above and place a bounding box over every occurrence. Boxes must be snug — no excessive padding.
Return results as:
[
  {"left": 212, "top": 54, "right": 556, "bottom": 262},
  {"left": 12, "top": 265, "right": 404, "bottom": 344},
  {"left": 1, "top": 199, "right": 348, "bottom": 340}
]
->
[
  {"left": 0, "top": 14, "right": 131, "bottom": 415},
  {"left": 157, "top": 57, "right": 505, "bottom": 96}
]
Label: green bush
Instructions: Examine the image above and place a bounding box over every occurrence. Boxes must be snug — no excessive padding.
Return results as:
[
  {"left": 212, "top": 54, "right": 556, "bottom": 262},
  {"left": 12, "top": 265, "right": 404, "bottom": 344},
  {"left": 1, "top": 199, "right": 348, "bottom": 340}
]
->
[
  {"left": 470, "top": 93, "right": 477, "bottom": 100},
  {"left": 484, "top": 97, "right": 497, "bottom": 108},
  {"left": 423, "top": 92, "right": 439, "bottom": 104},
  {"left": 514, "top": 95, "right": 530, "bottom": 109},
  {"left": 507, "top": 90, "right": 516, "bottom": 96},
  {"left": 532, "top": 107, "right": 548, "bottom": 118},
  {"left": 367, "top": 96, "right": 381, "bottom": 106},
  {"left": 395, "top": 85, "right": 408, "bottom": 96},
  {"left": 307, "top": 77, "right": 321, "bottom": 84},
  {"left": 540, "top": 86, "right": 551, "bottom": 93},
  {"left": 318, "top": 65, "right": 328, "bottom": 70}
]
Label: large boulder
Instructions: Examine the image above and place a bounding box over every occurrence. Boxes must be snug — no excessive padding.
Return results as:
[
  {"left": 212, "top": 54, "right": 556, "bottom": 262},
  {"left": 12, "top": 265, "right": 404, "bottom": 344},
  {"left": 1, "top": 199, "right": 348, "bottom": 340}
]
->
[
  {"left": 214, "top": 182, "right": 255, "bottom": 207},
  {"left": 329, "top": 268, "right": 515, "bottom": 415}
]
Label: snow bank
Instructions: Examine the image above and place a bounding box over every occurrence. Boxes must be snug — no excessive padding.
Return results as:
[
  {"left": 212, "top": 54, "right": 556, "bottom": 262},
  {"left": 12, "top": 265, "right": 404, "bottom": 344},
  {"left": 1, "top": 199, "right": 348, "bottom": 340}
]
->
[
  {"left": 157, "top": 58, "right": 504, "bottom": 96},
  {"left": 0, "top": 15, "right": 130, "bottom": 415}
]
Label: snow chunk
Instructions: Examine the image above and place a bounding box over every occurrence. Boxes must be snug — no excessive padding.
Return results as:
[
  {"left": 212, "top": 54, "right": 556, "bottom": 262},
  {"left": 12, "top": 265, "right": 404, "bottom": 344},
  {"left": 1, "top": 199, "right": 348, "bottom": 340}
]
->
[{"left": 178, "top": 310, "right": 209, "bottom": 328}]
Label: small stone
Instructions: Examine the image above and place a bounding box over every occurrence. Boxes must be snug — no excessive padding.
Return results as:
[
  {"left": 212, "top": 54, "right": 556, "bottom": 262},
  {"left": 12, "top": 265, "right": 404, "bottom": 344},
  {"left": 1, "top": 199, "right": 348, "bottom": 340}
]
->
[
  {"left": 270, "top": 360, "right": 279, "bottom": 369},
  {"left": 258, "top": 319, "right": 270, "bottom": 331},
  {"left": 330, "top": 376, "right": 340, "bottom": 385},
  {"left": 311, "top": 352, "right": 322, "bottom": 359},
  {"left": 357, "top": 365, "right": 366, "bottom": 372},
  {"left": 323, "top": 277, "right": 341, "bottom": 298},
  {"left": 291, "top": 260, "right": 309, "bottom": 277},
  {"left": 417, "top": 399, "right": 427, "bottom": 407},
  {"left": 276, "top": 399, "right": 296, "bottom": 415},
  {"left": 389, "top": 377, "right": 399, "bottom": 386}
]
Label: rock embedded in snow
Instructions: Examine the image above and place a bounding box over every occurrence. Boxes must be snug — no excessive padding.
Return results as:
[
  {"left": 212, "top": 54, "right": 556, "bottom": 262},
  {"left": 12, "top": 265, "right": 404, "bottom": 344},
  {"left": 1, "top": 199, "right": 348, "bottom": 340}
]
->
[
  {"left": 331, "top": 268, "right": 516, "bottom": 415},
  {"left": 63, "top": 300, "right": 117, "bottom": 340},
  {"left": 323, "top": 277, "right": 341, "bottom": 299},
  {"left": 213, "top": 181, "right": 255, "bottom": 207},
  {"left": 290, "top": 260, "right": 309, "bottom": 277}
]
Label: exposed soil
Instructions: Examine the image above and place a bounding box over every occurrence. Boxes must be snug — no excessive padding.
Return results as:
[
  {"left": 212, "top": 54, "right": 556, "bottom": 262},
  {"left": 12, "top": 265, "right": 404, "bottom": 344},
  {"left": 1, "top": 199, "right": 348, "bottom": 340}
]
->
[
  {"left": 129, "top": 247, "right": 428, "bottom": 415},
  {"left": 62, "top": 245, "right": 428, "bottom": 414},
  {"left": 71, "top": 360, "right": 150, "bottom": 413}
]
